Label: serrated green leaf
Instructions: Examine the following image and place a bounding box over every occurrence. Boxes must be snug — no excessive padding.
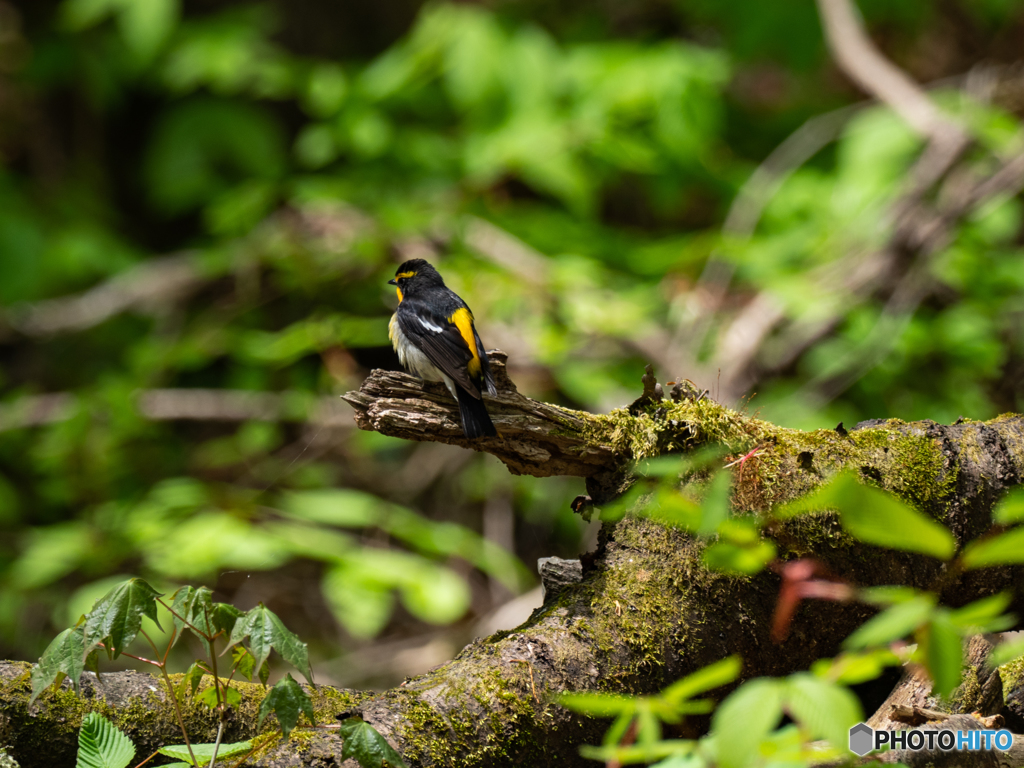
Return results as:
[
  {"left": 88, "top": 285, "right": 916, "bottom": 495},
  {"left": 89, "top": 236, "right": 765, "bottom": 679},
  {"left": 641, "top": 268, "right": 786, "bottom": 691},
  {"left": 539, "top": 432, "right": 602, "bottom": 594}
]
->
[
  {"left": 228, "top": 605, "right": 312, "bottom": 683},
  {"left": 158, "top": 740, "right": 252, "bottom": 766},
  {"left": 212, "top": 603, "right": 244, "bottom": 635},
  {"left": 993, "top": 487, "right": 1024, "bottom": 525},
  {"left": 233, "top": 646, "right": 255, "bottom": 681},
  {"left": 76, "top": 712, "right": 135, "bottom": 768},
  {"left": 962, "top": 527, "right": 1024, "bottom": 569},
  {"left": 180, "top": 660, "right": 205, "bottom": 702},
  {"left": 31, "top": 626, "right": 87, "bottom": 703},
  {"left": 257, "top": 673, "right": 315, "bottom": 739},
  {"left": 925, "top": 613, "right": 963, "bottom": 699},
  {"left": 784, "top": 673, "right": 861, "bottom": 752},
  {"left": 170, "top": 586, "right": 216, "bottom": 640},
  {"left": 662, "top": 656, "right": 741, "bottom": 706},
  {"left": 197, "top": 683, "right": 241, "bottom": 710},
  {"left": 83, "top": 578, "right": 162, "bottom": 659},
  {"left": 775, "top": 473, "right": 955, "bottom": 559},
  {"left": 711, "top": 678, "right": 783, "bottom": 768},
  {"left": 844, "top": 594, "right": 937, "bottom": 649},
  {"left": 339, "top": 717, "right": 408, "bottom": 768}
]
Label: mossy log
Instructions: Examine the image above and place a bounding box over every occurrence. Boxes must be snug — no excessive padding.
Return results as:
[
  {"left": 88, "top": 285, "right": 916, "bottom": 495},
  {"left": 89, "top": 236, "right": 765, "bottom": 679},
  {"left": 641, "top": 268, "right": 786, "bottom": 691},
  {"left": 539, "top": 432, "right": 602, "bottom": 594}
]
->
[{"left": 3, "top": 360, "right": 1024, "bottom": 767}]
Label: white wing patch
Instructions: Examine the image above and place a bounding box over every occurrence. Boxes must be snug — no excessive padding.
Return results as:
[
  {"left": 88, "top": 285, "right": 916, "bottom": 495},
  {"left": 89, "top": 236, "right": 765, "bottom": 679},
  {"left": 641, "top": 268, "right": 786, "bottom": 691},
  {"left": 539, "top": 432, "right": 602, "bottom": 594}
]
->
[
  {"left": 390, "top": 313, "right": 457, "bottom": 399},
  {"left": 417, "top": 315, "right": 445, "bottom": 333}
]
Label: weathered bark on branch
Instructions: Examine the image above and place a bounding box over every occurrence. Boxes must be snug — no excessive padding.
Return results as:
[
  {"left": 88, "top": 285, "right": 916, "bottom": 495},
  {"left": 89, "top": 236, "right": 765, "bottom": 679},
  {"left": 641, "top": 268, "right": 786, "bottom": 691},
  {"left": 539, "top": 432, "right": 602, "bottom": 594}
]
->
[
  {"left": 341, "top": 351, "right": 622, "bottom": 484},
  {"left": 3, "top": 371, "right": 1024, "bottom": 767}
]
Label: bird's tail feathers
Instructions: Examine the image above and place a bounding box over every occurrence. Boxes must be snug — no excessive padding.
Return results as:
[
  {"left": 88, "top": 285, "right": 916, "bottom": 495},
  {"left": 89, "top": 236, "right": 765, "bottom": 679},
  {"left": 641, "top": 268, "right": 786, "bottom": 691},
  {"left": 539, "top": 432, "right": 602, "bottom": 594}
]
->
[{"left": 456, "top": 387, "right": 497, "bottom": 439}]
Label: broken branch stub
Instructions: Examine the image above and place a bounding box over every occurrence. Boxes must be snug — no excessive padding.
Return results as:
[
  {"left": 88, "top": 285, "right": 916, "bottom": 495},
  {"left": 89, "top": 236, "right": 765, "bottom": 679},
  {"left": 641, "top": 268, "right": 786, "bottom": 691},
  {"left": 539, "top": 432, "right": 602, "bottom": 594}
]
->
[{"left": 342, "top": 350, "right": 622, "bottom": 480}]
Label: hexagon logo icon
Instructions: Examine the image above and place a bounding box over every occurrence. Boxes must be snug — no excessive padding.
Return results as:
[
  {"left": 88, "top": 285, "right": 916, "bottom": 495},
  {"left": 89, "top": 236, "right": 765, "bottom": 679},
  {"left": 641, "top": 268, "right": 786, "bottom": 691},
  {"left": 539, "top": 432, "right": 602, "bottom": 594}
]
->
[{"left": 849, "top": 722, "right": 874, "bottom": 756}]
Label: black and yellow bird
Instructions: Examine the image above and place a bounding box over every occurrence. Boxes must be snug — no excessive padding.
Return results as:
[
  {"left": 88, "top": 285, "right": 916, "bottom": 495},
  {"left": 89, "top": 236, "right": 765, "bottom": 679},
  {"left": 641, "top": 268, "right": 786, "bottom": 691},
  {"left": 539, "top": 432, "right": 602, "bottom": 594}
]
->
[{"left": 388, "top": 259, "right": 497, "bottom": 438}]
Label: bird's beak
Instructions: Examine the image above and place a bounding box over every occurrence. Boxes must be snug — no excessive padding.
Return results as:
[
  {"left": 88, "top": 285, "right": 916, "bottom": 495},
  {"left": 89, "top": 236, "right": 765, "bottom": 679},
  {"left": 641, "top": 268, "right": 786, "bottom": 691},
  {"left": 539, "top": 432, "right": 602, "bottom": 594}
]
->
[{"left": 387, "top": 278, "right": 397, "bottom": 286}]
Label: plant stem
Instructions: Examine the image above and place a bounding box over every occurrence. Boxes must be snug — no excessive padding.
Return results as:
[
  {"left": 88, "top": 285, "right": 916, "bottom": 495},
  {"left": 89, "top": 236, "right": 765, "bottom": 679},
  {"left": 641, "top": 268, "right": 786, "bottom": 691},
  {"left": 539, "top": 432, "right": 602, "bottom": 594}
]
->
[
  {"left": 130, "top": 748, "right": 163, "bottom": 768},
  {"left": 208, "top": 720, "right": 225, "bottom": 768},
  {"left": 157, "top": 664, "right": 198, "bottom": 768}
]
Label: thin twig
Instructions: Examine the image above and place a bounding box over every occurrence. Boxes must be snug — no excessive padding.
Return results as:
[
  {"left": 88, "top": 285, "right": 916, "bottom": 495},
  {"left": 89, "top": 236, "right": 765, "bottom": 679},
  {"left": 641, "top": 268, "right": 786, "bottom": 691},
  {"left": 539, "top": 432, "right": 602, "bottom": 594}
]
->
[
  {"left": 157, "top": 664, "right": 198, "bottom": 767},
  {"left": 208, "top": 720, "right": 225, "bottom": 768},
  {"left": 510, "top": 659, "right": 538, "bottom": 703}
]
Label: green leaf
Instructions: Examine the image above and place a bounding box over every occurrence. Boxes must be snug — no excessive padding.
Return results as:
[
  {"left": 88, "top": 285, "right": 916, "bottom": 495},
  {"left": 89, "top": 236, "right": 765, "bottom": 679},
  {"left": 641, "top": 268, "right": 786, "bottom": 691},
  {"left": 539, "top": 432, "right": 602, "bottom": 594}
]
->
[
  {"left": 812, "top": 649, "right": 900, "bottom": 685},
  {"left": 397, "top": 563, "right": 470, "bottom": 625},
  {"left": 339, "top": 717, "right": 408, "bottom": 768},
  {"left": 180, "top": 660, "right": 205, "bottom": 701},
  {"left": 76, "top": 712, "right": 135, "bottom": 768},
  {"left": 118, "top": 0, "right": 179, "bottom": 60},
  {"left": 158, "top": 740, "right": 252, "bottom": 766},
  {"left": 233, "top": 646, "right": 255, "bottom": 681},
  {"left": 31, "top": 626, "right": 88, "bottom": 703},
  {"left": 702, "top": 540, "right": 776, "bottom": 575},
  {"left": 784, "top": 673, "right": 861, "bottom": 752},
  {"left": 662, "top": 655, "right": 741, "bottom": 706},
  {"left": 228, "top": 605, "right": 312, "bottom": 683},
  {"left": 197, "top": 683, "right": 241, "bottom": 710},
  {"left": 257, "top": 673, "right": 315, "bottom": 739},
  {"left": 844, "top": 594, "right": 937, "bottom": 650},
  {"left": 962, "top": 527, "right": 1024, "bottom": 569},
  {"left": 776, "top": 473, "right": 955, "bottom": 559},
  {"left": 925, "top": 613, "right": 963, "bottom": 699},
  {"left": 558, "top": 692, "right": 636, "bottom": 717},
  {"left": 858, "top": 585, "right": 924, "bottom": 606},
  {"left": 696, "top": 471, "right": 732, "bottom": 537},
  {"left": 993, "top": 487, "right": 1024, "bottom": 525},
  {"left": 711, "top": 678, "right": 784, "bottom": 768},
  {"left": 83, "top": 578, "right": 162, "bottom": 659},
  {"left": 991, "top": 636, "right": 1024, "bottom": 666},
  {"left": 946, "top": 592, "right": 1014, "bottom": 632},
  {"left": 170, "top": 586, "right": 214, "bottom": 640}
]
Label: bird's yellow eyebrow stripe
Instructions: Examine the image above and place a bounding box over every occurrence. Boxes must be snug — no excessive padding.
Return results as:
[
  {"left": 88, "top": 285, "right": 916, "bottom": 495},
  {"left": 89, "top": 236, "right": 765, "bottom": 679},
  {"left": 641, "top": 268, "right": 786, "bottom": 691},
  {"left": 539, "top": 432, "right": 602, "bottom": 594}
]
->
[
  {"left": 395, "top": 271, "right": 416, "bottom": 279},
  {"left": 449, "top": 308, "right": 481, "bottom": 376}
]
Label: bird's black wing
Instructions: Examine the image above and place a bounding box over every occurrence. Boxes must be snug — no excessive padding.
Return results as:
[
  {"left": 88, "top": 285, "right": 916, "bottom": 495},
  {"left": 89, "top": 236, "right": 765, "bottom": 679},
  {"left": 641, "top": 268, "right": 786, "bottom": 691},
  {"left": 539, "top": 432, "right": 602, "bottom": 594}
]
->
[{"left": 396, "top": 297, "right": 483, "bottom": 398}]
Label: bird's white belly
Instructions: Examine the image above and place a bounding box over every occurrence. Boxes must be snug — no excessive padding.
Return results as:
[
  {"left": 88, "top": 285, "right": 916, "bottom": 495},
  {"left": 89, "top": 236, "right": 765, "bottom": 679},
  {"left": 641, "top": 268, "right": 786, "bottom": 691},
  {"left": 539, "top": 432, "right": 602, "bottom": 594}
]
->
[{"left": 390, "top": 314, "right": 457, "bottom": 398}]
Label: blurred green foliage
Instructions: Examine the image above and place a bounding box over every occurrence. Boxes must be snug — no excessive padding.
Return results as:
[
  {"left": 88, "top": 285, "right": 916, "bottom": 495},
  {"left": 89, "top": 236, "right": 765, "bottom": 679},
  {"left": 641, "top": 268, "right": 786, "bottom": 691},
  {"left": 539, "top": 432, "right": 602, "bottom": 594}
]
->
[{"left": 1, "top": 0, "right": 1023, "bottom": 677}]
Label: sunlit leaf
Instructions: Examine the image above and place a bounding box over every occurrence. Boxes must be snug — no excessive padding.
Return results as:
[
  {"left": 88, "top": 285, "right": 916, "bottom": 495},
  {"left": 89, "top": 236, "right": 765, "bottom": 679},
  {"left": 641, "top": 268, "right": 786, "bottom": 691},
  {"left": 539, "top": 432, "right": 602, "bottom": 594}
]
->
[
  {"left": 228, "top": 605, "right": 312, "bottom": 684},
  {"left": 30, "top": 626, "right": 89, "bottom": 702},
  {"left": 711, "top": 678, "right": 783, "bottom": 768},
  {"left": 702, "top": 540, "right": 775, "bottom": 575},
  {"left": 784, "top": 673, "right": 861, "bottom": 752},
  {"left": 946, "top": 592, "right": 1014, "bottom": 632},
  {"left": 76, "top": 712, "right": 135, "bottom": 768},
  {"left": 158, "top": 740, "right": 252, "bottom": 766},
  {"left": 993, "top": 487, "right": 1024, "bottom": 525},
  {"left": 775, "top": 473, "right": 955, "bottom": 559},
  {"left": 662, "top": 656, "right": 741, "bottom": 706},
  {"left": 558, "top": 692, "right": 636, "bottom": 717},
  {"left": 924, "top": 613, "right": 963, "bottom": 699},
  {"left": 962, "top": 527, "right": 1024, "bottom": 569},
  {"left": 83, "top": 578, "right": 162, "bottom": 659},
  {"left": 843, "top": 594, "right": 936, "bottom": 650}
]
